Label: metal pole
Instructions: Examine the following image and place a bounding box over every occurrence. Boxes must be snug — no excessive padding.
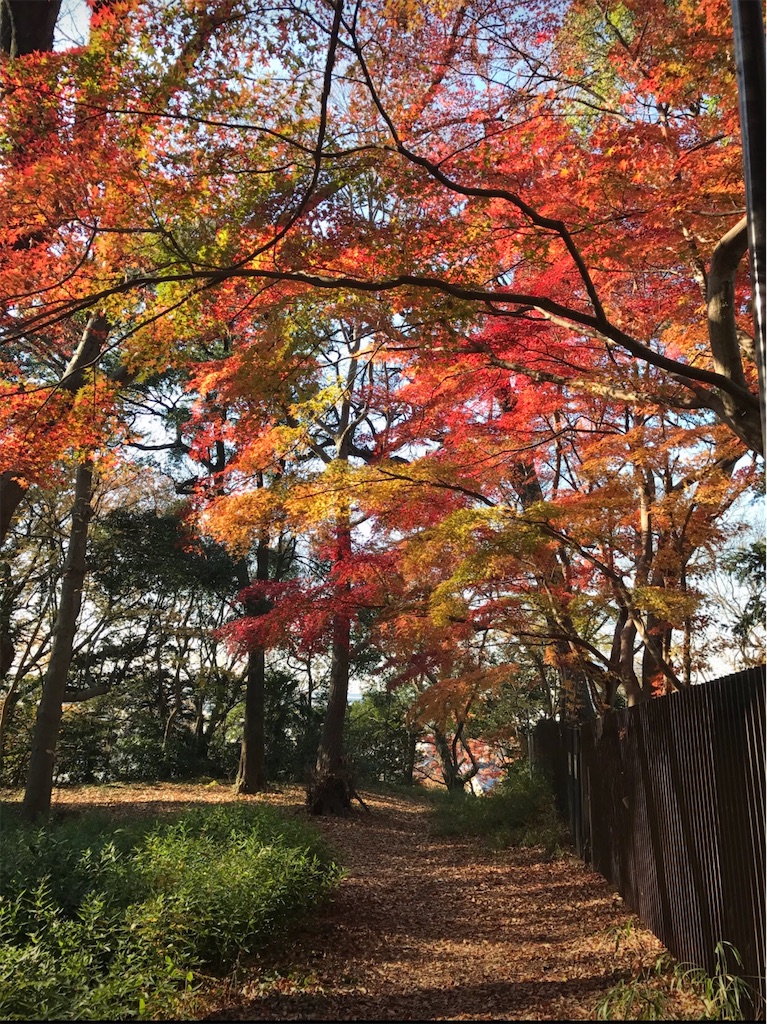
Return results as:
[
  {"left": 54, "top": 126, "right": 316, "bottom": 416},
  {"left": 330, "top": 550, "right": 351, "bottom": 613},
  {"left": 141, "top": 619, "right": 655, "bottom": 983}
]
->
[{"left": 731, "top": 1, "right": 767, "bottom": 451}]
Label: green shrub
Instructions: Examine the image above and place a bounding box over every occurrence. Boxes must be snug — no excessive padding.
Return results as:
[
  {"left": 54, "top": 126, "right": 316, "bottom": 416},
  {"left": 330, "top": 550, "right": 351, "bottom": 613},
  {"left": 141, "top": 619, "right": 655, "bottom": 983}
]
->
[
  {"left": 429, "top": 765, "right": 567, "bottom": 853},
  {"left": 132, "top": 805, "right": 341, "bottom": 968},
  {"left": 0, "top": 882, "right": 191, "bottom": 1022},
  {"left": 0, "top": 802, "right": 341, "bottom": 1020}
]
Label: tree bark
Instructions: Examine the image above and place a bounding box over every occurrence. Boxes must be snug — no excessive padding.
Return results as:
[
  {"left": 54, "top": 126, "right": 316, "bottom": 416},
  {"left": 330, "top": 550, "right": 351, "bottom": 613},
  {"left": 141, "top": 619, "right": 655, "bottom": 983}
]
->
[
  {"left": 309, "top": 519, "right": 353, "bottom": 816},
  {"left": 402, "top": 728, "right": 417, "bottom": 785},
  {"left": 0, "top": 676, "right": 20, "bottom": 777},
  {"left": 310, "top": 612, "right": 352, "bottom": 814},
  {"left": 234, "top": 538, "right": 269, "bottom": 794},
  {"left": 0, "top": 313, "right": 108, "bottom": 546},
  {"left": 707, "top": 217, "right": 762, "bottom": 451},
  {"left": 0, "top": 0, "right": 61, "bottom": 57},
  {"left": 22, "top": 459, "right": 93, "bottom": 820}
]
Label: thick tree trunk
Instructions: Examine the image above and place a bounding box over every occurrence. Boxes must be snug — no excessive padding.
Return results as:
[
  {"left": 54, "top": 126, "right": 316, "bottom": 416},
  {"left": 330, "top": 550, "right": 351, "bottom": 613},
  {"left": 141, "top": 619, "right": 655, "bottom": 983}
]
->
[
  {"left": 707, "top": 217, "right": 763, "bottom": 452},
  {"left": 0, "top": 0, "right": 61, "bottom": 57},
  {"left": 0, "top": 478, "right": 27, "bottom": 549},
  {"left": 309, "top": 610, "right": 352, "bottom": 814},
  {"left": 0, "top": 677, "right": 20, "bottom": 777},
  {"left": 432, "top": 720, "right": 480, "bottom": 792},
  {"left": 236, "top": 649, "right": 266, "bottom": 792},
  {"left": 234, "top": 538, "right": 269, "bottom": 794},
  {"left": 432, "top": 724, "right": 466, "bottom": 792},
  {"left": 21, "top": 459, "right": 93, "bottom": 820}
]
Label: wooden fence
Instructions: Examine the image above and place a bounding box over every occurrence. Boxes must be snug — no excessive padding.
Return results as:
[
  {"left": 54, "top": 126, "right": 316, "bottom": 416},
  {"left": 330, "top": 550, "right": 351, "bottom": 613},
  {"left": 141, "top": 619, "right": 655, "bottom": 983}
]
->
[{"left": 531, "top": 665, "right": 766, "bottom": 1011}]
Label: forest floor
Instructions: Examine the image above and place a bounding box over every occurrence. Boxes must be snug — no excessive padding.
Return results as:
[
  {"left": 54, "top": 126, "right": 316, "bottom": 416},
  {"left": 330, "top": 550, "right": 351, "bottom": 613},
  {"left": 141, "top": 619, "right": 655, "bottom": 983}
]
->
[{"left": 28, "top": 781, "right": 698, "bottom": 1021}]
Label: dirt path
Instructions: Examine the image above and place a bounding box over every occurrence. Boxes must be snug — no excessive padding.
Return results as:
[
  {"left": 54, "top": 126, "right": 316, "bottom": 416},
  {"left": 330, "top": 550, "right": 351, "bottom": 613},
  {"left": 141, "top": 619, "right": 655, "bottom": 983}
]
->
[
  {"left": 23, "top": 781, "right": 680, "bottom": 1021},
  {"left": 196, "top": 787, "right": 671, "bottom": 1022}
]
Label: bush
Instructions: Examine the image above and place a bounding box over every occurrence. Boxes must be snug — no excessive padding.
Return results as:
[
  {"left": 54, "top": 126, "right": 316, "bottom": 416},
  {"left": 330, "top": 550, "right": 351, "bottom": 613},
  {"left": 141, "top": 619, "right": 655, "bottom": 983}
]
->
[
  {"left": 0, "top": 802, "right": 341, "bottom": 1020},
  {"left": 429, "top": 765, "right": 567, "bottom": 853},
  {"left": 132, "top": 804, "right": 341, "bottom": 968}
]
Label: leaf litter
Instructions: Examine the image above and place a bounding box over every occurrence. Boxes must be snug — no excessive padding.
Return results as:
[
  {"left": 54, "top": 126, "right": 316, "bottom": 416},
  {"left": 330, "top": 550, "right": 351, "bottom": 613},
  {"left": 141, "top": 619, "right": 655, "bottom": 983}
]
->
[{"left": 24, "top": 781, "right": 698, "bottom": 1021}]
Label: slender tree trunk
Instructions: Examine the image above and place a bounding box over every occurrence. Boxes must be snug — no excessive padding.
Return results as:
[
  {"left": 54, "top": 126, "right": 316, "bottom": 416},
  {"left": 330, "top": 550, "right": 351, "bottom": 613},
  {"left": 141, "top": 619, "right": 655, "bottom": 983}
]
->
[
  {"left": 309, "top": 519, "right": 353, "bottom": 815},
  {"left": 235, "top": 537, "right": 269, "bottom": 794},
  {"left": 402, "top": 729, "right": 417, "bottom": 786},
  {"left": 0, "top": 314, "right": 107, "bottom": 546},
  {"left": 0, "top": 677, "right": 20, "bottom": 777},
  {"left": 162, "top": 706, "right": 178, "bottom": 751},
  {"left": 22, "top": 459, "right": 93, "bottom": 820}
]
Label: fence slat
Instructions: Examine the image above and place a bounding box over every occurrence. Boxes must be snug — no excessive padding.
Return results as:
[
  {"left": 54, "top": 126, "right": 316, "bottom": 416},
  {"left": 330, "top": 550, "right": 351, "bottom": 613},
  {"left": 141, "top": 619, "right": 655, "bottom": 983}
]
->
[{"left": 532, "top": 665, "right": 766, "bottom": 1016}]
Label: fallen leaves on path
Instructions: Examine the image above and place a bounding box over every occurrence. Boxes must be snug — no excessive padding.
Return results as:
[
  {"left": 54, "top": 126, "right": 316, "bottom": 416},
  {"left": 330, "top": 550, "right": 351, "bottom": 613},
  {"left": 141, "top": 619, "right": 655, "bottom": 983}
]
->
[
  {"left": 197, "top": 787, "right": 679, "bottom": 1021},
  {"left": 11, "top": 782, "right": 696, "bottom": 1021}
]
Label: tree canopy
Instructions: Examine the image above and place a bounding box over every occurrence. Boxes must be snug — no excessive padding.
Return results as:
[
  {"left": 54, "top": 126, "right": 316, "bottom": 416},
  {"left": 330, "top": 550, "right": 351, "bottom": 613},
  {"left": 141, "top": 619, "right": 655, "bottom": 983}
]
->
[{"left": 0, "top": 0, "right": 763, "bottom": 814}]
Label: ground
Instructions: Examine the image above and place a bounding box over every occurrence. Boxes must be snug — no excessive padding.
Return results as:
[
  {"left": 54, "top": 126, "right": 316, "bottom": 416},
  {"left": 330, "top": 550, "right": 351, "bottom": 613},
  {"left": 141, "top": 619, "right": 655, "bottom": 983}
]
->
[{"left": 3, "top": 781, "right": 696, "bottom": 1021}]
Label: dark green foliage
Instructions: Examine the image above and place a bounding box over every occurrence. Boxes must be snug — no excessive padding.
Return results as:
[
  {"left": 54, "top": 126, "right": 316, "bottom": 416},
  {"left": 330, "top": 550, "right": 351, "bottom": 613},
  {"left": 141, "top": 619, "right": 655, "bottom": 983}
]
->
[
  {"left": 722, "top": 540, "right": 766, "bottom": 644},
  {"left": 3, "top": 663, "right": 322, "bottom": 788},
  {"left": 0, "top": 803, "right": 341, "bottom": 1020},
  {"left": 51, "top": 707, "right": 115, "bottom": 785},
  {"left": 429, "top": 765, "right": 567, "bottom": 854},
  {"left": 344, "top": 688, "right": 418, "bottom": 786},
  {"left": 259, "top": 667, "right": 326, "bottom": 781},
  {"left": 48, "top": 704, "right": 238, "bottom": 786},
  {"left": 0, "top": 698, "right": 35, "bottom": 786},
  {"left": 89, "top": 506, "right": 239, "bottom": 600}
]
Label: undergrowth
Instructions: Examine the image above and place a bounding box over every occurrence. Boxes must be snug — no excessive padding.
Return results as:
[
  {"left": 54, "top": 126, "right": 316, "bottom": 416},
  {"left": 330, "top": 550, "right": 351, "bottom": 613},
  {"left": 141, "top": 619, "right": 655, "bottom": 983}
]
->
[
  {"left": 0, "top": 802, "right": 341, "bottom": 1021},
  {"left": 594, "top": 932, "right": 762, "bottom": 1021},
  {"left": 429, "top": 766, "right": 567, "bottom": 854}
]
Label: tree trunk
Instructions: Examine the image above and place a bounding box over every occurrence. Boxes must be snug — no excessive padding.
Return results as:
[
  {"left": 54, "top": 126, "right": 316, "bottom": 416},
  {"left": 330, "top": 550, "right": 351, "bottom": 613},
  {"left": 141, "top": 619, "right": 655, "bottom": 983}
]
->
[
  {"left": 402, "top": 729, "right": 417, "bottom": 786},
  {"left": 0, "top": 677, "right": 20, "bottom": 778},
  {"left": 0, "top": 0, "right": 61, "bottom": 57},
  {"left": 432, "top": 724, "right": 466, "bottom": 792},
  {"left": 308, "top": 521, "right": 353, "bottom": 816},
  {"left": 21, "top": 459, "right": 93, "bottom": 820},
  {"left": 309, "top": 611, "right": 352, "bottom": 814},
  {"left": 0, "top": 314, "right": 108, "bottom": 546},
  {"left": 234, "top": 538, "right": 269, "bottom": 794},
  {"left": 618, "top": 620, "right": 647, "bottom": 707},
  {"left": 707, "top": 217, "right": 763, "bottom": 452},
  {"left": 235, "top": 649, "right": 267, "bottom": 792}
]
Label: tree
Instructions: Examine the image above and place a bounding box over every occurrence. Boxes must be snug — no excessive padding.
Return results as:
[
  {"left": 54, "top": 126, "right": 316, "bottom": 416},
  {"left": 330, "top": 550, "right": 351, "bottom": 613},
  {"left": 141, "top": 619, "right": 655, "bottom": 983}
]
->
[
  {"left": 1, "top": 0, "right": 762, "bottom": 813},
  {"left": 204, "top": 302, "right": 415, "bottom": 813},
  {"left": 719, "top": 538, "right": 767, "bottom": 665},
  {"left": 2, "top": 0, "right": 759, "bottom": 457},
  {"left": 21, "top": 460, "right": 93, "bottom": 817}
]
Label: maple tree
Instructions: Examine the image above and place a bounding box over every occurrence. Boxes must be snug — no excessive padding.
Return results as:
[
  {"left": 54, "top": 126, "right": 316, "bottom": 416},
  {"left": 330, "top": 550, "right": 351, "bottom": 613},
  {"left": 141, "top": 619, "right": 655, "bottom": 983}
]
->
[
  {"left": 200, "top": 299, "right": 417, "bottom": 812},
  {"left": 2, "top": 0, "right": 760, "bottom": 452},
  {"left": 0, "top": 0, "right": 763, "bottom": 814},
  {"left": 365, "top": 339, "right": 756, "bottom": 714}
]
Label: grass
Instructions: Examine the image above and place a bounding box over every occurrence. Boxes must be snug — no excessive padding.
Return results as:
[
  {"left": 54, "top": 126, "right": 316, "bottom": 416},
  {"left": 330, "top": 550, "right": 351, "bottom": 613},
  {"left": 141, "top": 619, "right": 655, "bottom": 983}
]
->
[
  {"left": 428, "top": 766, "right": 568, "bottom": 854},
  {"left": 0, "top": 801, "right": 342, "bottom": 1021},
  {"left": 594, "top": 936, "right": 763, "bottom": 1021}
]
